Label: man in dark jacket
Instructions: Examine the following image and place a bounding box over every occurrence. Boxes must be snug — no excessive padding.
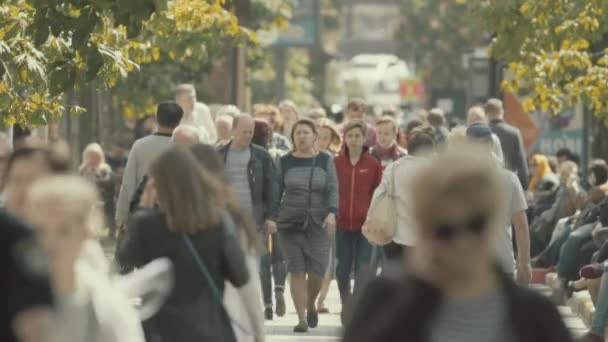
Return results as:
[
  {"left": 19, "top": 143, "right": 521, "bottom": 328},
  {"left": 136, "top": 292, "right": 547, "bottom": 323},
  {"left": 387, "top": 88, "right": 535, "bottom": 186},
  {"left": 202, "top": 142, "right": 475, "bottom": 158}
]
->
[
  {"left": 485, "top": 98, "right": 530, "bottom": 189},
  {"left": 334, "top": 120, "right": 383, "bottom": 318},
  {"left": 343, "top": 145, "right": 571, "bottom": 342},
  {"left": 217, "top": 114, "right": 284, "bottom": 319}
]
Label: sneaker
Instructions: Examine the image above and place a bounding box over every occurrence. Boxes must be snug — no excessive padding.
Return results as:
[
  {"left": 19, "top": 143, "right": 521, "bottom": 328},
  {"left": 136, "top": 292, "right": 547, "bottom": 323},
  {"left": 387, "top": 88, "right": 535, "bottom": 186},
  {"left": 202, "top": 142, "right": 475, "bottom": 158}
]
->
[
  {"left": 264, "top": 308, "right": 273, "bottom": 320},
  {"left": 275, "top": 291, "right": 286, "bottom": 317},
  {"left": 307, "top": 309, "right": 319, "bottom": 328},
  {"left": 293, "top": 321, "right": 308, "bottom": 333}
]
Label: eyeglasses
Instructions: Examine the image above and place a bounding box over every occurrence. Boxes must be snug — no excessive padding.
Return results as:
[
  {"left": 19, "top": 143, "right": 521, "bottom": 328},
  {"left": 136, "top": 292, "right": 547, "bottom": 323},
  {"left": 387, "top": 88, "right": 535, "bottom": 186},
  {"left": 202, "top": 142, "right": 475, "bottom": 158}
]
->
[{"left": 430, "top": 213, "right": 488, "bottom": 241}]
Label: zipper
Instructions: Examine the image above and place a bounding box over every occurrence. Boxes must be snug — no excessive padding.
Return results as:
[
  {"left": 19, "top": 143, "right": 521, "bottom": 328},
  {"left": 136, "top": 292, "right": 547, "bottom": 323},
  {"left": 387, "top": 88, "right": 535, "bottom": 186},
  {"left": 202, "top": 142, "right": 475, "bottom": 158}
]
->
[{"left": 350, "top": 165, "right": 355, "bottom": 229}]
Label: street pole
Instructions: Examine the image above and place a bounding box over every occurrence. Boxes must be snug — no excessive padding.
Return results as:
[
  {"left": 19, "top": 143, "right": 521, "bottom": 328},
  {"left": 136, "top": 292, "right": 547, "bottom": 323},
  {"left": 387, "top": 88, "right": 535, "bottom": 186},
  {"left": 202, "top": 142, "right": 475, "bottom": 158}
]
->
[
  {"left": 275, "top": 47, "right": 287, "bottom": 101},
  {"left": 582, "top": 105, "right": 591, "bottom": 179}
]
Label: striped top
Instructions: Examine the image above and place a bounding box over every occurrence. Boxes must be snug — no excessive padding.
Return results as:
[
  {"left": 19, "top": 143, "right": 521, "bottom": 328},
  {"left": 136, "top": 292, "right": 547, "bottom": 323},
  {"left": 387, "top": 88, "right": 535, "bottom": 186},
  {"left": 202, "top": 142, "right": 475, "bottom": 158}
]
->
[
  {"left": 429, "top": 287, "right": 515, "bottom": 342},
  {"left": 277, "top": 152, "right": 338, "bottom": 216}
]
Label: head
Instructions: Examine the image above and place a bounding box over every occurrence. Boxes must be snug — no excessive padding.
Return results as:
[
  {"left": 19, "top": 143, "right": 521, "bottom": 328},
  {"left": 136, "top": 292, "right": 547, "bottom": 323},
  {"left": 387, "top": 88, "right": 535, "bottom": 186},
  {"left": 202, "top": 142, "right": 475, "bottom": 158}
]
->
[
  {"left": 484, "top": 98, "right": 504, "bottom": 120},
  {"left": 172, "top": 125, "right": 201, "bottom": 146},
  {"left": 0, "top": 132, "right": 12, "bottom": 181},
  {"left": 215, "top": 115, "right": 234, "bottom": 142},
  {"left": 252, "top": 119, "right": 273, "bottom": 150},
  {"left": 529, "top": 154, "right": 550, "bottom": 178},
  {"left": 558, "top": 161, "right": 578, "bottom": 184},
  {"left": 410, "top": 144, "right": 505, "bottom": 287},
  {"left": 407, "top": 126, "right": 436, "bottom": 156},
  {"left": 149, "top": 146, "right": 225, "bottom": 233},
  {"left": 315, "top": 120, "right": 341, "bottom": 154},
  {"left": 466, "top": 106, "right": 487, "bottom": 126},
  {"left": 399, "top": 119, "right": 424, "bottom": 149},
  {"left": 156, "top": 101, "right": 184, "bottom": 130},
  {"left": 231, "top": 114, "right": 255, "bottom": 149},
  {"left": 255, "top": 104, "right": 283, "bottom": 132},
  {"left": 375, "top": 116, "right": 398, "bottom": 148},
  {"left": 216, "top": 104, "right": 241, "bottom": 118},
  {"left": 81, "top": 143, "right": 105, "bottom": 169},
  {"left": 24, "top": 175, "right": 103, "bottom": 264},
  {"left": 345, "top": 98, "right": 366, "bottom": 121},
  {"left": 291, "top": 119, "right": 318, "bottom": 153},
  {"left": 343, "top": 120, "right": 367, "bottom": 154},
  {"left": 3, "top": 146, "right": 71, "bottom": 214},
  {"left": 307, "top": 107, "right": 327, "bottom": 124},
  {"left": 279, "top": 100, "right": 299, "bottom": 125},
  {"left": 427, "top": 108, "right": 446, "bottom": 128},
  {"left": 588, "top": 160, "right": 608, "bottom": 187},
  {"left": 174, "top": 84, "right": 197, "bottom": 115}
]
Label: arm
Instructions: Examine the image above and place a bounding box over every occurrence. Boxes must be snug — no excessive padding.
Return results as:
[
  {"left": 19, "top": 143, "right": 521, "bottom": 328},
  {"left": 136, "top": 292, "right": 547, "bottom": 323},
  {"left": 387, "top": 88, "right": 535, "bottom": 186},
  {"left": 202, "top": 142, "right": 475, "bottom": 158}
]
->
[
  {"left": 221, "top": 227, "right": 250, "bottom": 288},
  {"left": 368, "top": 163, "right": 393, "bottom": 211},
  {"left": 325, "top": 156, "right": 339, "bottom": 215},
  {"left": 262, "top": 152, "right": 278, "bottom": 221},
  {"left": 514, "top": 131, "right": 529, "bottom": 190},
  {"left": 513, "top": 210, "right": 531, "bottom": 265},
  {"left": 115, "top": 147, "right": 138, "bottom": 226}
]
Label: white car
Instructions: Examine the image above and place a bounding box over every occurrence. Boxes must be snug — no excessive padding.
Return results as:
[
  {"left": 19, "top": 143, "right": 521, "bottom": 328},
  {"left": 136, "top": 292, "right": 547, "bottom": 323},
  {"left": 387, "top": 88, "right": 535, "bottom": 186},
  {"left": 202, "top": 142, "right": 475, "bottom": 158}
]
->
[{"left": 341, "top": 54, "right": 412, "bottom": 94}]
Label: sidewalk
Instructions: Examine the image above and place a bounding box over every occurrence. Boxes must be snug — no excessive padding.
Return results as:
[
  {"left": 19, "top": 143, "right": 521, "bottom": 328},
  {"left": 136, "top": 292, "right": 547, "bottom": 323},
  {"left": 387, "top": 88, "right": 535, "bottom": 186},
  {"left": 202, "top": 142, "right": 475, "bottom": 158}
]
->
[{"left": 265, "top": 282, "right": 342, "bottom": 342}]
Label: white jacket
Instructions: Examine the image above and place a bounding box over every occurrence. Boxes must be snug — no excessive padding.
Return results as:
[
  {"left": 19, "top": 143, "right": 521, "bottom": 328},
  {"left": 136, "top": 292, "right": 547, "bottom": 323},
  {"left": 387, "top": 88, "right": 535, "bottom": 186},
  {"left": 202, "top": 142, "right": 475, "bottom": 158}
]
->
[
  {"left": 368, "top": 156, "right": 422, "bottom": 247},
  {"left": 180, "top": 102, "right": 218, "bottom": 144}
]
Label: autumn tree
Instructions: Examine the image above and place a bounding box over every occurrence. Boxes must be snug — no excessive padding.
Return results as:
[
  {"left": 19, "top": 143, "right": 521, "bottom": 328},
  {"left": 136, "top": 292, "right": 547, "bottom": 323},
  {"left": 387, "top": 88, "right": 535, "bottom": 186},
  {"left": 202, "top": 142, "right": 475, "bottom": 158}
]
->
[
  {"left": 470, "top": 0, "right": 608, "bottom": 123},
  {"left": 0, "top": 0, "right": 246, "bottom": 126}
]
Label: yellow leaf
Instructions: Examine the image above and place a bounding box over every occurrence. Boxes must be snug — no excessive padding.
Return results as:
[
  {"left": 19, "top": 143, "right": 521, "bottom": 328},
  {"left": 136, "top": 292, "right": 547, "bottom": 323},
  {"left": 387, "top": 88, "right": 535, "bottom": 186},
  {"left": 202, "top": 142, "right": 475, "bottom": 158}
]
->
[
  {"left": 152, "top": 47, "right": 161, "bottom": 61},
  {"left": 561, "top": 40, "right": 571, "bottom": 50}
]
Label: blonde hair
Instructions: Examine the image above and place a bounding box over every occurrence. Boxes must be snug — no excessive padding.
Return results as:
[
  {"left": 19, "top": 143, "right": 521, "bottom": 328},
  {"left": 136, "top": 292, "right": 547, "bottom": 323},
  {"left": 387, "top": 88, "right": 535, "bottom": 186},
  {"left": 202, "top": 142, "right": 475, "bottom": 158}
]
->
[
  {"left": 79, "top": 143, "right": 106, "bottom": 171},
  {"left": 25, "top": 175, "right": 105, "bottom": 238},
  {"left": 411, "top": 143, "right": 506, "bottom": 232},
  {"left": 448, "top": 125, "right": 468, "bottom": 145},
  {"left": 467, "top": 106, "right": 486, "bottom": 125}
]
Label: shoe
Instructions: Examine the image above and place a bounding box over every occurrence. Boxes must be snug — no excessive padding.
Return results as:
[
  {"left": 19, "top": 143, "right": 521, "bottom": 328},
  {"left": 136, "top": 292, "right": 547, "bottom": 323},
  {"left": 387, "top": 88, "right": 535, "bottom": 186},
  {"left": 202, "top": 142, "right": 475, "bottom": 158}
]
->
[
  {"left": 307, "top": 309, "right": 319, "bottom": 328},
  {"left": 580, "top": 264, "right": 604, "bottom": 279},
  {"left": 275, "top": 290, "right": 286, "bottom": 317},
  {"left": 293, "top": 321, "right": 308, "bottom": 333},
  {"left": 264, "top": 308, "right": 273, "bottom": 320}
]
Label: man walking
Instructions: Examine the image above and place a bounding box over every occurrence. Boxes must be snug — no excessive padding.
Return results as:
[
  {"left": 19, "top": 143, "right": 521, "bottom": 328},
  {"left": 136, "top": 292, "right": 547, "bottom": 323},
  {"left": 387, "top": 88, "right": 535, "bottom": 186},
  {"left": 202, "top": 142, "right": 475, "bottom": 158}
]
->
[
  {"left": 334, "top": 120, "right": 383, "bottom": 320},
  {"left": 485, "top": 98, "right": 530, "bottom": 189},
  {"left": 217, "top": 114, "right": 285, "bottom": 319},
  {"left": 338, "top": 99, "right": 377, "bottom": 147},
  {"left": 115, "top": 102, "right": 183, "bottom": 228},
  {"left": 175, "top": 83, "right": 217, "bottom": 143}
]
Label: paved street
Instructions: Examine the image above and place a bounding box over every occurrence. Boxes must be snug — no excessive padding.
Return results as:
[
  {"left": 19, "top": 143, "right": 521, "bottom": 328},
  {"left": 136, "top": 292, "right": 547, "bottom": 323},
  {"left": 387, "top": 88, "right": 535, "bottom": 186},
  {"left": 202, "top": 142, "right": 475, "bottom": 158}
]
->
[{"left": 265, "top": 283, "right": 342, "bottom": 342}]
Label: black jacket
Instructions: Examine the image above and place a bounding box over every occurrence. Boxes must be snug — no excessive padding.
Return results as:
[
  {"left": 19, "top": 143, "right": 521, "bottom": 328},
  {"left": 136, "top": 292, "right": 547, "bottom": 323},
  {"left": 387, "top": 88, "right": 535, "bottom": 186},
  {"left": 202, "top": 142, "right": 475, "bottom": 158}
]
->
[
  {"left": 490, "top": 119, "right": 530, "bottom": 189},
  {"left": 116, "top": 208, "right": 249, "bottom": 342},
  {"left": 217, "top": 142, "right": 278, "bottom": 226},
  {"left": 343, "top": 267, "right": 573, "bottom": 342}
]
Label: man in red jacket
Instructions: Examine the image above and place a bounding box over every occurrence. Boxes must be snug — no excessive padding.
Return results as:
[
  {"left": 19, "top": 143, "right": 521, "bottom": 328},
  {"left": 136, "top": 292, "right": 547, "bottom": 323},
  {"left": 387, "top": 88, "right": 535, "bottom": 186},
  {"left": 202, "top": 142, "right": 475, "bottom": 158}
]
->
[{"left": 334, "top": 120, "right": 383, "bottom": 319}]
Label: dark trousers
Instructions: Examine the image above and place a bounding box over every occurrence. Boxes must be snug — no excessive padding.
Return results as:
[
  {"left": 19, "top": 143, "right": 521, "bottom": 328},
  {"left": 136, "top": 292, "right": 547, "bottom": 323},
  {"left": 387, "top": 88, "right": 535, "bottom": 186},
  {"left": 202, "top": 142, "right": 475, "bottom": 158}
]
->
[
  {"left": 259, "top": 233, "right": 287, "bottom": 307},
  {"left": 336, "top": 229, "right": 372, "bottom": 304},
  {"left": 384, "top": 242, "right": 408, "bottom": 261}
]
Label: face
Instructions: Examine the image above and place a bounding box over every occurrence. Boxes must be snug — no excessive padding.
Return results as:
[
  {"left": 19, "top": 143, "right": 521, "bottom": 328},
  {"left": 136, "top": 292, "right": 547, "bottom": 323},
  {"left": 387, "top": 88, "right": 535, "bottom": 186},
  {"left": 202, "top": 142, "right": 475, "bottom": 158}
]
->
[
  {"left": 414, "top": 203, "right": 493, "bottom": 286},
  {"left": 280, "top": 106, "right": 297, "bottom": 125},
  {"left": 216, "top": 120, "right": 232, "bottom": 141},
  {"left": 376, "top": 123, "right": 396, "bottom": 147},
  {"left": 344, "top": 128, "right": 365, "bottom": 152},
  {"left": 316, "top": 127, "right": 333, "bottom": 151},
  {"left": 346, "top": 109, "right": 364, "bottom": 121},
  {"left": 559, "top": 165, "right": 577, "bottom": 183},
  {"left": 176, "top": 91, "right": 196, "bottom": 115},
  {"left": 4, "top": 156, "right": 51, "bottom": 214},
  {"left": 27, "top": 204, "right": 87, "bottom": 270},
  {"left": 293, "top": 124, "right": 316, "bottom": 152},
  {"left": 589, "top": 172, "right": 597, "bottom": 187},
  {"left": 87, "top": 152, "right": 102, "bottom": 168},
  {"left": 233, "top": 118, "right": 254, "bottom": 148}
]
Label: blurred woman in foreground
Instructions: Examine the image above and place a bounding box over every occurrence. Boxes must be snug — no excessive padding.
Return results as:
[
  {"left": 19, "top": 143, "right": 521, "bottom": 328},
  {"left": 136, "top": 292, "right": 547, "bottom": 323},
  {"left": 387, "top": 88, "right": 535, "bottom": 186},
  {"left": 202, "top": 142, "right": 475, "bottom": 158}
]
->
[{"left": 118, "top": 146, "right": 250, "bottom": 342}]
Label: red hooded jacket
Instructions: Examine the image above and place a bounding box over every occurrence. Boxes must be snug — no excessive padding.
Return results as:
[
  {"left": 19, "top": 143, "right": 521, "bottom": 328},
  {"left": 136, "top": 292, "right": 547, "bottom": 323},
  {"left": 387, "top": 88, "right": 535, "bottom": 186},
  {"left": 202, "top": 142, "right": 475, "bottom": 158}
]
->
[{"left": 334, "top": 146, "right": 383, "bottom": 232}]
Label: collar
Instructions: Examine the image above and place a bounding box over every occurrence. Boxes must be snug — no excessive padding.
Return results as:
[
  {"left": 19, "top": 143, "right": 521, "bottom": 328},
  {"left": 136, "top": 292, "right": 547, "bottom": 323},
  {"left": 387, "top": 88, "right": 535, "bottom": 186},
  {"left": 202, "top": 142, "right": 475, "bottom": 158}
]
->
[{"left": 153, "top": 132, "right": 173, "bottom": 137}]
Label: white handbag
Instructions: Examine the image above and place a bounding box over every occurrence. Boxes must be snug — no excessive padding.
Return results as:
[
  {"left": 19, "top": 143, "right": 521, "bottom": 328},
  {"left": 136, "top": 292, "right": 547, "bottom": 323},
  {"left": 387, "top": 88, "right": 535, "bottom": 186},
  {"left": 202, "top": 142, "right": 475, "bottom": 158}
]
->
[{"left": 362, "top": 163, "right": 397, "bottom": 245}]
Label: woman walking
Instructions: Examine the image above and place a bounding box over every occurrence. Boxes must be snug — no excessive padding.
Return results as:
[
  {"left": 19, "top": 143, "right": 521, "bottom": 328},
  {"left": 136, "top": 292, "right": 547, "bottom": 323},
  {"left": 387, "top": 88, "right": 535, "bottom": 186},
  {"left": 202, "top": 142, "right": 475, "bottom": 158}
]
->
[
  {"left": 276, "top": 119, "right": 338, "bottom": 333},
  {"left": 117, "top": 146, "right": 250, "bottom": 342},
  {"left": 79, "top": 143, "right": 116, "bottom": 234}
]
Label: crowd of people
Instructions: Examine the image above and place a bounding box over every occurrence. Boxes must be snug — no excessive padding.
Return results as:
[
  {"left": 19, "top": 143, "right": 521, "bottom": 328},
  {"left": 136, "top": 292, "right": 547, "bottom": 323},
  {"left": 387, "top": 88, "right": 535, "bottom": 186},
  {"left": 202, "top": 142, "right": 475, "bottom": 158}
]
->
[{"left": 1, "top": 85, "right": 584, "bottom": 342}]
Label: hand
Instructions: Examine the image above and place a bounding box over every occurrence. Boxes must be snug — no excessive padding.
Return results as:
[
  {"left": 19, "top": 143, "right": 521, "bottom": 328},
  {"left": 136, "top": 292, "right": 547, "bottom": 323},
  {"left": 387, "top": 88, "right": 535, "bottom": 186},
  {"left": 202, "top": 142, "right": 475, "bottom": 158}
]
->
[
  {"left": 516, "top": 262, "right": 532, "bottom": 285},
  {"left": 264, "top": 220, "right": 277, "bottom": 235},
  {"left": 324, "top": 214, "right": 336, "bottom": 237}
]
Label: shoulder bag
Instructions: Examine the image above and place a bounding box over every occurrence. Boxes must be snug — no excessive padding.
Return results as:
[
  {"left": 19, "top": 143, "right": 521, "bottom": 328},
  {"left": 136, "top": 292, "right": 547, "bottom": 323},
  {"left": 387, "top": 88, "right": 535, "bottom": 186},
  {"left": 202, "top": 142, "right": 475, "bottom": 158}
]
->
[{"left": 363, "top": 161, "right": 398, "bottom": 245}]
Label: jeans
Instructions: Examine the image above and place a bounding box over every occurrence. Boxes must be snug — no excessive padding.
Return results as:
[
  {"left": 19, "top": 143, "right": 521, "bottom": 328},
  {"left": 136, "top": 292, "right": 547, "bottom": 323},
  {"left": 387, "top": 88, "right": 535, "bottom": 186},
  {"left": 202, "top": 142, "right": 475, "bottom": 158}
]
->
[
  {"left": 591, "top": 262, "right": 608, "bottom": 336},
  {"left": 259, "top": 232, "right": 287, "bottom": 308},
  {"left": 335, "top": 229, "right": 373, "bottom": 303},
  {"left": 538, "top": 227, "right": 572, "bottom": 267},
  {"left": 557, "top": 223, "right": 595, "bottom": 281}
]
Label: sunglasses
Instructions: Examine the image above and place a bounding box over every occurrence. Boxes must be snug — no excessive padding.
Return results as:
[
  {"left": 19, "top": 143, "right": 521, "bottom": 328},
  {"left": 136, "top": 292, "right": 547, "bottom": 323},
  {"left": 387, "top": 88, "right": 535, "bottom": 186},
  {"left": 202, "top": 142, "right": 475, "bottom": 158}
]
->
[{"left": 430, "top": 213, "right": 488, "bottom": 241}]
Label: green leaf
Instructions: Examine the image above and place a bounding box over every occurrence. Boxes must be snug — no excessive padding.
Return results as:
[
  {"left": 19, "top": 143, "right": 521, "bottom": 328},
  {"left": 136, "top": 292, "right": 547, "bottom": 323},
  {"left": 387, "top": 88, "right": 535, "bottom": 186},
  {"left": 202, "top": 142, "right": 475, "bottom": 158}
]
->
[{"left": 86, "top": 47, "right": 104, "bottom": 81}]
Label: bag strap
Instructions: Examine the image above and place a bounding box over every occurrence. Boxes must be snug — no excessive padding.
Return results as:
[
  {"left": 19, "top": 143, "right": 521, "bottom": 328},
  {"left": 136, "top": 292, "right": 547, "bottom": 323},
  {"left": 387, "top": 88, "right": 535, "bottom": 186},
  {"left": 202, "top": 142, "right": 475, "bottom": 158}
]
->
[
  {"left": 182, "top": 211, "right": 252, "bottom": 336},
  {"left": 306, "top": 154, "right": 318, "bottom": 210}
]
